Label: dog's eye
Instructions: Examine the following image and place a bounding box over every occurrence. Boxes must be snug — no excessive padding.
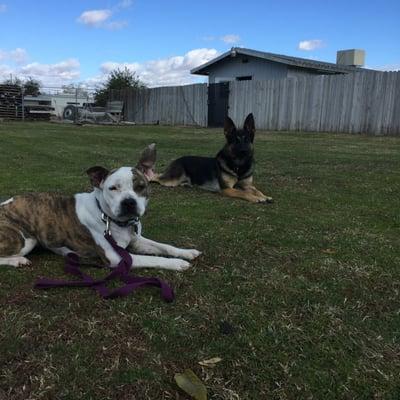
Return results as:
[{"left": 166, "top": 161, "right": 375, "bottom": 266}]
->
[
  {"left": 109, "top": 185, "right": 118, "bottom": 191},
  {"left": 136, "top": 184, "right": 146, "bottom": 191}
]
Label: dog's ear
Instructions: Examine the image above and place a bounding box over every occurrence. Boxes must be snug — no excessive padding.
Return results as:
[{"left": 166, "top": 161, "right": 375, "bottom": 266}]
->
[
  {"left": 243, "top": 113, "right": 255, "bottom": 142},
  {"left": 224, "top": 116, "right": 236, "bottom": 137},
  {"left": 86, "top": 166, "right": 109, "bottom": 188},
  {"left": 136, "top": 143, "right": 156, "bottom": 180}
]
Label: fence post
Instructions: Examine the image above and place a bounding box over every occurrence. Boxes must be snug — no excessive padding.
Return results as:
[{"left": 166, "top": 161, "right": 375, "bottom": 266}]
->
[
  {"left": 75, "top": 87, "right": 78, "bottom": 123},
  {"left": 21, "top": 87, "right": 25, "bottom": 121}
]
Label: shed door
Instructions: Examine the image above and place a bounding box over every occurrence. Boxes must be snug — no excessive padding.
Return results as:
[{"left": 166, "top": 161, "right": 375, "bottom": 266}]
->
[{"left": 208, "top": 82, "right": 229, "bottom": 127}]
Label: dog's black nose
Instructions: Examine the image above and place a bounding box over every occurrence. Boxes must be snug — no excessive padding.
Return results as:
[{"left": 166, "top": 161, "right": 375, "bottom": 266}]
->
[{"left": 120, "top": 198, "right": 137, "bottom": 216}]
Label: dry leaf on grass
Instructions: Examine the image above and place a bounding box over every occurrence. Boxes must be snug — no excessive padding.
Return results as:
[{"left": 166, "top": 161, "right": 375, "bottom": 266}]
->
[
  {"left": 174, "top": 369, "right": 207, "bottom": 400},
  {"left": 322, "top": 248, "right": 336, "bottom": 254},
  {"left": 198, "top": 357, "right": 223, "bottom": 368}
]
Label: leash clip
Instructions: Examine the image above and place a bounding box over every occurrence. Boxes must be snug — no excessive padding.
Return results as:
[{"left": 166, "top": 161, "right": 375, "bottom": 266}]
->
[
  {"left": 131, "top": 216, "right": 139, "bottom": 225},
  {"left": 101, "top": 213, "right": 111, "bottom": 236},
  {"left": 131, "top": 217, "right": 140, "bottom": 234}
]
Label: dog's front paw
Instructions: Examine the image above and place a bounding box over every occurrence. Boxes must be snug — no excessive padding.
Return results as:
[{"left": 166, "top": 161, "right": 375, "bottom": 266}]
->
[
  {"left": 179, "top": 249, "right": 202, "bottom": 261},
  {"left": 170, "top": 259, "right": 191, "bottom": 271},
  {"left": 254, "top": 193, "right": 273, "bottom": 204},
  {"left": 8, "top": 257, "right": 32, "bottom": 268},
  {"left": 261, "top": 196, "right": 273, "bottom": 203},
  {"left": 255, "top": 194, "right": 273, "bottom": 203},
  {"left": 246, "top": 194, "right": 264, "bottom": 203}
]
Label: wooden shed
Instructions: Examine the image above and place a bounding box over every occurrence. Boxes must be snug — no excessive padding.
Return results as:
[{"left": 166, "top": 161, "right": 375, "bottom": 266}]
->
[{"left": 191, "top": 47, "right": 373, "bottom": 84}]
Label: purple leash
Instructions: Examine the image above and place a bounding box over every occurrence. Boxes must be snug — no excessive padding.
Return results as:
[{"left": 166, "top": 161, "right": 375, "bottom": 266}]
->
[{"left": 34, "top": 232, "right": 174, "bottom": 302}]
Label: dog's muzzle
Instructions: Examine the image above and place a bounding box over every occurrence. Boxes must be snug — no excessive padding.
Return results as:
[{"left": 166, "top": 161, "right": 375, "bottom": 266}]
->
[
  {"left": 235, "top": 144, "right": 250, "bottom": 157},
  {"left": 119, "top": 197, "right": 140, "bottom": 218}
]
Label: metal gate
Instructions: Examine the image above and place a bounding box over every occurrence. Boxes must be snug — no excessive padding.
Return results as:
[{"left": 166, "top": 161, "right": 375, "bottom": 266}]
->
[{"left": 208, "top": 82, "right": 229, "bottom": 127}]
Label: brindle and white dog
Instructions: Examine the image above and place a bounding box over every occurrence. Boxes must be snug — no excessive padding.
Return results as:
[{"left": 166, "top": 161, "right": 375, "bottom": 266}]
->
[{"left": 0, "top": 144, "right": 201, "bottom": 270}]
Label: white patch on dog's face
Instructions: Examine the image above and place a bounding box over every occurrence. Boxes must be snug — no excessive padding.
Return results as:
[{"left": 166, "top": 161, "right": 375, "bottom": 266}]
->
[{"left": 100, "top": 167, "right": 149, "bottom": 219}]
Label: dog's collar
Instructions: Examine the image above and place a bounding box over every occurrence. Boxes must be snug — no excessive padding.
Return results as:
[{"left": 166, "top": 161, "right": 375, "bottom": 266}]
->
[{"left": 95, "top": 199, "right": 140, "bottom": 234}]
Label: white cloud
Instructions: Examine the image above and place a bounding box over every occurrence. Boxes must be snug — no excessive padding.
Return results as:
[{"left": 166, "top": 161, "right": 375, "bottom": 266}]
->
[
  {"left": 20, "top": 59, "right": 80, "bottom": 81},
  {"left": 0, "top": 64, "right": 13, "bottom": 77},
  {"left": 10, "top": 48, "right": 28, "bottom": 64},
  {"left": 77, "top": 9, "right": 112, "bottom": 27},
  {"left": 0, "top": 58, "right": 81, "bottom": 86},
  {"left": 203, "top": 34, "right": 241, "bottom": 44},
  {"left": 221, "top": 34, "right": 241, "bottom": 44},
  {"left": 117, "top": 0, "right": 132, "bottom": 9},
  {"left": 374, "top": 64, "right": 400, "bottom": 71},
  {"left": 0, "top": 47, "right": 219, "bottom": 89},
  {"left": 91, "top": 48, "right": 220, "bottom": 87},
  {"left": 0, "top": 48, "right": 28, "bottom": 64},
  {"left": 202, "top": 35, "right": 215, "bottom": 42},
  {"left": 105, "top": 20, "right": 128, "bottom": 30},
  {"left": 77, "top": 0, "right": 132, "bottom": 30},
  {"left": 0, "top": 50, "right": 7, "bottom": 61},
  {"left": 0, "top": 3, "right": 7, "bottom": 13},
  {"left": 298, "top": 39, "right": 324, "bottom": 51},
  {"left": 0, "top": 47, "right": 80, "bottom": 86}
]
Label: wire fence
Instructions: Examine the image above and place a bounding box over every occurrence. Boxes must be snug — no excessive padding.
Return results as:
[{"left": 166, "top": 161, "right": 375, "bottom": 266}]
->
[{"left": 0, "top": 85, "right": 96, "bottom": 121}]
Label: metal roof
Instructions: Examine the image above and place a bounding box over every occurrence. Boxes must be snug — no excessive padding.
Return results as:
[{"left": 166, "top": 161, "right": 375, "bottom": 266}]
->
[{"left": 191, "top": 47, "right": 373, "bottom": 75}]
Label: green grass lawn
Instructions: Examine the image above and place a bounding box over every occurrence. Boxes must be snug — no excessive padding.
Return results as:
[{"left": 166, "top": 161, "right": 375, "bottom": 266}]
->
[{"left": 0, "top": 122, "right": 399, "bottom": 400}]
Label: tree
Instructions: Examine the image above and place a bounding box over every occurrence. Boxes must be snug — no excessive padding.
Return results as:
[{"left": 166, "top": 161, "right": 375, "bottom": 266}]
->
[
  {"left": 2, "top": 76, "right": 22, "bottom": 86},
  {"left": 94, "top": 67, "right": 145, "bottom": 106},
  {"left": 23, "top": 77, "right": 41, "bottom": 96}
]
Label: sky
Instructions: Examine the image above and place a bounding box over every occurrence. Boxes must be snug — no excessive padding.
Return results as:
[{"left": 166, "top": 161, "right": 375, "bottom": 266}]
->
[{"left": 0, "top": 0, "right": 399, "bottom": 88}]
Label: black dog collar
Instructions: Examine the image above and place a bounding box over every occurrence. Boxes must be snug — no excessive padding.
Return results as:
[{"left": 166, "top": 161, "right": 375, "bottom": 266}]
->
[{"left": 95, "top": 199, "right": 140, "bottom": 233}]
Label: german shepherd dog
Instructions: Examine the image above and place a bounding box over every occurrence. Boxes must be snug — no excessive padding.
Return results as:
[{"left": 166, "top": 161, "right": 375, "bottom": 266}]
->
[{"left": 151, "top": 114, "right": 272, "bottom": 203}]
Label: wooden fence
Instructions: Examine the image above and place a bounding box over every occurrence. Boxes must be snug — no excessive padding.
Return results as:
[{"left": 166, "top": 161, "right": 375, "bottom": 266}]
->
[
  {"left": 229, "top": 71, "right": 400, "bottom": 135},
  {"left": 111, "top": 83, "right": 208, "bottom": 127},
  {"left": 111, "top": 72, "right": 400, "bottom": 135}
]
